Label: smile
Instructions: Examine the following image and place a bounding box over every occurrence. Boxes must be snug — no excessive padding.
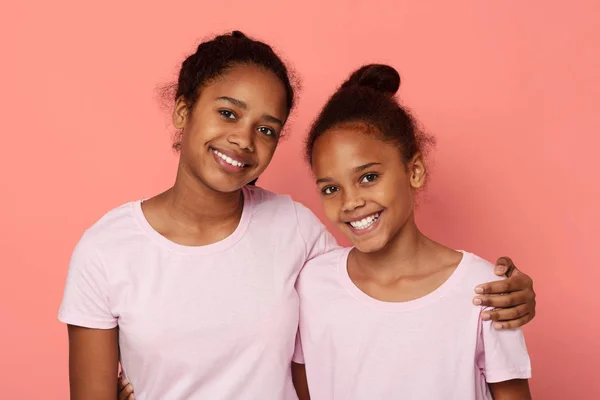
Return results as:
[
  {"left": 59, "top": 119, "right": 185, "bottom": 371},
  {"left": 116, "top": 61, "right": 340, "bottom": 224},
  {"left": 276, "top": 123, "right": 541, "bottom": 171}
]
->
[
  {"left": 211, "top": 149, "right": 247, "bottom": 168},
  {"left": 348, "top": 212, "right": 381, "bottom": 231}
]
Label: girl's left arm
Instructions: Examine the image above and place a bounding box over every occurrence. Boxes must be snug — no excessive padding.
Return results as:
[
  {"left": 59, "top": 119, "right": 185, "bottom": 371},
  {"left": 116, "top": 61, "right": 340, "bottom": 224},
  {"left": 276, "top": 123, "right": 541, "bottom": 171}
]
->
[
  {"left": 292, "top": 362, "right": 311, "bottom": 400},
  {"left": 473, "top": 257, "right": 536, "bottom": 330},
  {"left": 489, "top": 379, "right": 532, "bottom": 399}
]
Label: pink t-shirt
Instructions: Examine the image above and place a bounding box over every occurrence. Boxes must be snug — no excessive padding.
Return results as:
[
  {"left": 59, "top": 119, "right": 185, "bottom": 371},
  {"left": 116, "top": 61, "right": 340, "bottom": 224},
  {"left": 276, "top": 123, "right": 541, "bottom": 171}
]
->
[
  {"left": 294, "top": 248, "right": 531, "bottom": 399},
  {"left": 58, "top": 186, "right": 338, "bottom": 399}
]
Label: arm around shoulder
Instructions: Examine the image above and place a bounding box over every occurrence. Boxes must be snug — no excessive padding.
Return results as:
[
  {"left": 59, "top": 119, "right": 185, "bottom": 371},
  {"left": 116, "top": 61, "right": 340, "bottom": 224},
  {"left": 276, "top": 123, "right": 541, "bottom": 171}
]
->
[{"left": 293, "top": 202, "right": 339, "bottom": 262}]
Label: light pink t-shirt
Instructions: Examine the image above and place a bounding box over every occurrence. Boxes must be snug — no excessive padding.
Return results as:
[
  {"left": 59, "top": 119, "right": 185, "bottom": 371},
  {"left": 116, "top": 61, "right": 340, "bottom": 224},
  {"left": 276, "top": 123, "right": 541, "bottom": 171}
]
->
[
  {"left": 58, "top": 186, "right": 338, "bottom": 399},
  {"left": 294, "top": 248, "right": 531, "bottom": 399}
]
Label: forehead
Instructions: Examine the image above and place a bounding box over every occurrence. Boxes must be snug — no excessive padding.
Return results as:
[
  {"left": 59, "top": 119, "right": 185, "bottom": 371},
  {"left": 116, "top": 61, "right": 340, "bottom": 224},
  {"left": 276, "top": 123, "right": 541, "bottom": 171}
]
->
[
  {"left": 200, "top": 64, "right": 288, "bottom": 113},
  {"left": 312, "top": 124, "right": 396, "bottom": 170}
]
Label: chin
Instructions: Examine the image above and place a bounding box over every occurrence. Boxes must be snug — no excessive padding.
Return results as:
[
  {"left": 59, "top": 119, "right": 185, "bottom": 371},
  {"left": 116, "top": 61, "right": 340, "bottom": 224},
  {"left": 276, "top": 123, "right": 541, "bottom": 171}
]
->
[
  {"left": 352, "top": 236, "right": 388, "bottom": 253},
  {"left": 200, "top": 174, "right": 252, "bottom": 194}
]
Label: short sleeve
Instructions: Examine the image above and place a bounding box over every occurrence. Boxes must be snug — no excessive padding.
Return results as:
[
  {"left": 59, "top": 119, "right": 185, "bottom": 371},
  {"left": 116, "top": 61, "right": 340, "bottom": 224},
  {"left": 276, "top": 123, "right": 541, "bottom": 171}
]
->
[
  {"left": 293, "top": 202, "right": 339, "bottom": 263},
  {"left": 58, "top": 239, "right": 117, "bottom": 329},
  {"left": 476, "top": 309, "right": 532, "bottom": 383},
  {"left": 292, "top": 329, "right": 305, "bottom": 364}
]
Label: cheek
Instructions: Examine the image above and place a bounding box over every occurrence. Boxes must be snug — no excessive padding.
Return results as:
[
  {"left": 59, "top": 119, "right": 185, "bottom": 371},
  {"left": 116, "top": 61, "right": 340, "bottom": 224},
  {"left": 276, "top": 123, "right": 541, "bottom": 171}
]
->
[
  {"left": 321, "top": 199, "right": 341, "bottom": 224},
  {"left": 255, "top": 140, "right": 278, "bottom": 165},
  {"left": 387, "top": 189, "right": 415, "bottom": 221}
]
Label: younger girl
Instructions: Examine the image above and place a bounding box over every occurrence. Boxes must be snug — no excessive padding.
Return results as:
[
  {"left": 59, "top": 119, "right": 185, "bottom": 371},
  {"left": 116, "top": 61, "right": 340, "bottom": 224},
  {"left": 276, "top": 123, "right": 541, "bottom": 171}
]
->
[{"left": 294, "top": 65, "right": 532, "bottom": 399}]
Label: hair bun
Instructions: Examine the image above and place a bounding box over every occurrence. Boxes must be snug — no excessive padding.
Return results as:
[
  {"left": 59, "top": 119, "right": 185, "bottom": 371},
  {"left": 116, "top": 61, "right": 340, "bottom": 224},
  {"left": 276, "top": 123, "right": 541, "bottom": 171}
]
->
[
  {"left": 341, "top": 64, "right": 400, "bottom": 96},
  {"left": 231, "top": 30, "right": 248, "bottom": 39}
]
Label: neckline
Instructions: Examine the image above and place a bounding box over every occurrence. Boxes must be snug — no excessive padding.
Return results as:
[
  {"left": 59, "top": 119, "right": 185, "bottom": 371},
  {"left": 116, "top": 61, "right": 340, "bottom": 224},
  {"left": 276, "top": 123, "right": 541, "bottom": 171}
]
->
[
  {"left": 132, "top": 186, "right": 253, "bottom": 255},
  {"left": 337, "top": 248, "right": 471, "bottom": 312}
]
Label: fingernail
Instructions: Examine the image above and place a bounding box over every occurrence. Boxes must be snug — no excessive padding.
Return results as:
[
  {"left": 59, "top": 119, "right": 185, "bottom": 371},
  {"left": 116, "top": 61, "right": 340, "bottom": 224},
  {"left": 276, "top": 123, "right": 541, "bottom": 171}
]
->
[
  {"left": 494, "top": 322, "right": 503, "bottom": 329},
  {"left": 482, "top": 313, "right": 491, "bottom": 320},
  {"left": 475, "top": 287, "right": 484, "bottom": 294},
  {"left": 497, "top": 266, "right": 507, "bottom": 274},
  {"left": 473, "top": 298, "right": 482, "bottom": 305}
]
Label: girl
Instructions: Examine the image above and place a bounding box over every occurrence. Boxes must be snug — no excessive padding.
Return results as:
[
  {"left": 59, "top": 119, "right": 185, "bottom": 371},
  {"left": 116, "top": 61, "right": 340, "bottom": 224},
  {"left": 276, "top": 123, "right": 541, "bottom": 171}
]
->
[
  {"left": 293, "top": 64, "right": 532, "bottom": 399},
  {"left": 58, "top": 31, "right": 535, "bottom": 400}
]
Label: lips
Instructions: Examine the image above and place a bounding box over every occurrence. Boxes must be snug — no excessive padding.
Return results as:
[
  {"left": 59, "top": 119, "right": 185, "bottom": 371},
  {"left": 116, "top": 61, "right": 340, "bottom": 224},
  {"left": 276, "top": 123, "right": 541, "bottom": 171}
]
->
[
  {"left": 343, "top": 211, "right": 383, "bottom": 236},
  {"left": 210, "top": 147, "right": 254, "bottom": 168},
  {"left": 347, "top": 212, "right": 381, "bottom": 230}
]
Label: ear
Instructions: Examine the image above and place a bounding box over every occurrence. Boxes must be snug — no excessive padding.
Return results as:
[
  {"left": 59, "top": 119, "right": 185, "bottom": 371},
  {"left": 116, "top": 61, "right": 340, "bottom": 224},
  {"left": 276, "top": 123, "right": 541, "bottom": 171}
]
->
[
  {"left": 173, "top": 96, "right": 190, "bottom": 130},
  {"left": 409, "top": 153, "right": 426, "bottom": 189}
]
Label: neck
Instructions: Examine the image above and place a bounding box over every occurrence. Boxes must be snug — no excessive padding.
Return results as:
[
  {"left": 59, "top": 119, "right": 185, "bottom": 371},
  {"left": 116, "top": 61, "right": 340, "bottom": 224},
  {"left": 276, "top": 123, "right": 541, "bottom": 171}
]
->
[
  {"left": 162, "top": 164, "right": 244, "bottom": 228},
  {"left": 353, "top": 216, "right": 430, "bottom": 278}
]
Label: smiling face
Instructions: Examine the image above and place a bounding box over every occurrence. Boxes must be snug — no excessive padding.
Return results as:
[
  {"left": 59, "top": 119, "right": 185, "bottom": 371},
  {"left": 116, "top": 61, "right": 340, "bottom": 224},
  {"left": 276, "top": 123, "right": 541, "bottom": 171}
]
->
[
  {"left": 175, "top": 63, "right": 288, "bottom": 193},
  {"left": 312, "top": 123, "right": 426, "bottom": 253}
]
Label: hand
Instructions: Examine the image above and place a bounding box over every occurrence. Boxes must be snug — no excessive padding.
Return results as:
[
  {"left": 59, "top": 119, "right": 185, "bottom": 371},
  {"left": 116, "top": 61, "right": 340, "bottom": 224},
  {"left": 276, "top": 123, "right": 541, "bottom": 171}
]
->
[
  {"left": 118, "top": 371, "right": 135, "bottom": 400},
  {"left": 473, "top": 256, "right": 536, "bottom": 330}
]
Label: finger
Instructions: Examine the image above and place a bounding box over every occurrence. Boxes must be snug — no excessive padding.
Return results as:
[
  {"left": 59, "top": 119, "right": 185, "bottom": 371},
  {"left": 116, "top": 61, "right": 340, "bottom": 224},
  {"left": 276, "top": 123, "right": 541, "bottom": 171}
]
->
[
  {"left": 474, "top": 290, "right": 530, "bottom": 308},
  {"left": 481, "top": 303, "right": 530, "bottom": 322},
  {"left": 490, "top": 313, "right": 533, "bottom": 330},
  {"left": 118, "top": 376, "right": 130, "bottom": 391},
  {"left": 494, "top": 256, "right": 515, "bottom": 276},
  {"left": 119, "top": 384, "right": 133, "bottom": 400},
  {"left": 505, "top": 263, "right": 523, "bottom": 278},
  {"left": 475, "top": 273, "right": 532, "bottom": 295}
]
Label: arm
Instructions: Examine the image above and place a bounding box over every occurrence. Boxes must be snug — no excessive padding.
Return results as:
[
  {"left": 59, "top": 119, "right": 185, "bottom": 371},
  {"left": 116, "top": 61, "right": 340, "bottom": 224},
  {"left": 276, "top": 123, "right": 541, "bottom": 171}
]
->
[
  {"left": 292, "top": 362, "right": 310, "bottom": 400},
  {"left": 68, "top": 325, "right": 119, "bottom": 400},
  {"left": 59, "top": 239, "right": 120, "bottom": 399},
  {"left": 489, "top": 379, "right": 532, "bottom": 399},
  {"left": 473, "top": 257, "right": 536, "bottom": 329}
]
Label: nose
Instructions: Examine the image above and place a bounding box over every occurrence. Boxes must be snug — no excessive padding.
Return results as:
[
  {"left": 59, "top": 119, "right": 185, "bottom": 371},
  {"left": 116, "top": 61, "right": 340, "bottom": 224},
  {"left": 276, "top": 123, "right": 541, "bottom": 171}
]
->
[
  {"left": 341, "top": 188, "right": 366, "bottom": 213},
  {"left": 227, "top": 124, "right": 255, "bottom": 152}
]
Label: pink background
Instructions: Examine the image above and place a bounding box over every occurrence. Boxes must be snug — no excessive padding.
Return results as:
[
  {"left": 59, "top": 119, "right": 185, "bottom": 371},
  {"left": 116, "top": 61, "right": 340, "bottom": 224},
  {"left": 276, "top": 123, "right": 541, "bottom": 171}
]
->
[{"left": 1, "top": 1, "right": 598, "bottom": 398}]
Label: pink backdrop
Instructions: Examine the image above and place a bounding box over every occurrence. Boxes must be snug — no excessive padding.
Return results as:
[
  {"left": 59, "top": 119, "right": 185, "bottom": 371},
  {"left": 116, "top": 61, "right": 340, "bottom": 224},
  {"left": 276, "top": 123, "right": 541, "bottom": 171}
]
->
[{"left": 1, "top": 1, "right": 599, "bottom": 398}]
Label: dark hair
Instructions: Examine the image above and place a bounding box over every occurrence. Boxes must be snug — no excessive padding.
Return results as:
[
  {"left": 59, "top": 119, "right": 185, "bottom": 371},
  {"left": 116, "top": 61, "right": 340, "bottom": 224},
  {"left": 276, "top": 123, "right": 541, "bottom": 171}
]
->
[
  {"left": 171, "top": 30, "right": 296, "bottom": 151},
  {"left": 305, "top": 64, "right": 434, "bottom": 165}
]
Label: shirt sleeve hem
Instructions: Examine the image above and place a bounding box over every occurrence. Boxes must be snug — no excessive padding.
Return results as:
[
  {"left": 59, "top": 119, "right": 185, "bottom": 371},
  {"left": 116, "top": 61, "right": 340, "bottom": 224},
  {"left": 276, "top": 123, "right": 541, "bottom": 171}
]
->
[
  {"left": 58, "top": 313, "right": 118, "bottom": 330},
  {"left": 292, "top": 355, "right": 305, "bottom": 364},
  {"left": 486, "top": 367, "right": 532, "bottom": 383}
]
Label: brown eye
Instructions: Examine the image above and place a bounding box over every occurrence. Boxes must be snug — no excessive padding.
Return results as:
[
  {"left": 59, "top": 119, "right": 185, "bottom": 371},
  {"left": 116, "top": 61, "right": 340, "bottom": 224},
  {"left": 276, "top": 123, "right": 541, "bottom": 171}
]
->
[
  {"left": 322, "top": 186, "right": 339, "bottom": 195},
  {"left": 360, "top": 173, "right": 378, "bottom": 183},
  {"left": 258, "top": 126, "right": 275, "bottom": 137},
  {"left": 219, "top": 109, "right": 236, "bottom": 120}
]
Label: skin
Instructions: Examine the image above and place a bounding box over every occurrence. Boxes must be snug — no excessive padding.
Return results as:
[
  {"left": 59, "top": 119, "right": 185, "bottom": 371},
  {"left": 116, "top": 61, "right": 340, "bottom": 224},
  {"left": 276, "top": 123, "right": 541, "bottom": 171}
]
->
[
  {"left": 68, "top": 326, "right": 119, "bottom": 400},
  {"left": 305, "top": 123, "right": 531, "bottom": 398},
  {"left": 70, "top": 63, "right": 288, "bottom": 400},
  {"left": 115, "top": 80, "right": 535, "bottom": 399},
  {"left": 291, "top": 363, "right": 311, "bottom": 400}
]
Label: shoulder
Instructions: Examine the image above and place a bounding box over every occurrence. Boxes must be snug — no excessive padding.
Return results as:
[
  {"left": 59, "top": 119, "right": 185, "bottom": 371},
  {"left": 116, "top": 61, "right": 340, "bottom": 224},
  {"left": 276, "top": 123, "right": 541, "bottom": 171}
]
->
[
  {"left": 246, "top": 185, "right": 329, "bottom": 237},
  {"left": 74, "top": 201, "right": 142, "bottom": 258},
  {"left": 458, "top": 251, "right": 503, "bottom": 287},
  {"left": 299, "top": 247, "right": 347, "bottom": 281},
  {"left": 245, "top": 185, "right": 296, "bottom": 217},
  {"left": 246, "top": 185, "right": 318, "bottom": 219}
]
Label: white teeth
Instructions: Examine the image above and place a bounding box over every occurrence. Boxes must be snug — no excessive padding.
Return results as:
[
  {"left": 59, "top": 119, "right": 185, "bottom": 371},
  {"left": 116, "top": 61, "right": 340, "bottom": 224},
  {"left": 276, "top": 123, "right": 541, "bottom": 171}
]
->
[
  {"left": 349, "top": 213, "right": 380, "bottom": 230},
  {"left": 212, "top": 150, "right": 246, "bottom": 168}
]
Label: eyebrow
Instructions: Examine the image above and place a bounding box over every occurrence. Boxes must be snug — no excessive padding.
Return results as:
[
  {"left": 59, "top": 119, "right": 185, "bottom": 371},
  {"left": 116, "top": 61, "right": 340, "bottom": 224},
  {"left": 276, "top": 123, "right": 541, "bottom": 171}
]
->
[
  {"left": 216, "top": 96, "right": 284, "bottom": 126},
  {"left": 216, "top": 96, "right": 247, "bottom": 109},
  {"left": 262, "top": 114, "right": 284, "bottom": 126},
  {"left": 353, "top": 162, "right": 381, "bottom": 172},
  {"left": 315, "top": 162, "right": 382, "bottom": 184}
]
